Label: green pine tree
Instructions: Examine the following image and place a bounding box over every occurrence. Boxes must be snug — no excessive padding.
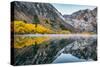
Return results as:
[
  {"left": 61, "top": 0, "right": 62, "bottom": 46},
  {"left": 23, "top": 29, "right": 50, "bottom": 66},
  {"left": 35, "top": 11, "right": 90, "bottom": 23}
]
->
[{"left": 33, "top": 15, "right": 40, "bottom": 27}]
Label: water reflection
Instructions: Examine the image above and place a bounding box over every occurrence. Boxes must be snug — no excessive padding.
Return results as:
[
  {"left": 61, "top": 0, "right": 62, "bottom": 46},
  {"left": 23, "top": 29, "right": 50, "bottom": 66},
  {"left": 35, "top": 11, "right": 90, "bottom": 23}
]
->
[
  {"left": 13, "top": 35, "right": 97, "bottom": 65},
  {"left": 52, "top": 53, "right": 85, "bottom": 63},
  {"left": 14, "top": 36, "right": 50, "bottom": 48}
]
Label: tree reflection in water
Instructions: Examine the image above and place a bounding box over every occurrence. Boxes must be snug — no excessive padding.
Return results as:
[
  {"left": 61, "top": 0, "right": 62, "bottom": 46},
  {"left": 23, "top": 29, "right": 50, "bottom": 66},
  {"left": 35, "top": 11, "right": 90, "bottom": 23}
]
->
[{"left": 13, "top": 35, "right": 97, "bottom": 65}]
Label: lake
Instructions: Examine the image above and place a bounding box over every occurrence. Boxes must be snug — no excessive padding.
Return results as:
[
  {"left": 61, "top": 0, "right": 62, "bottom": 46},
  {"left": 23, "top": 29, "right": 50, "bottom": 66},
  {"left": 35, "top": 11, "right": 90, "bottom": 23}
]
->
[{"left": 12, "top": 34, "right": 97, "bottom": 65}]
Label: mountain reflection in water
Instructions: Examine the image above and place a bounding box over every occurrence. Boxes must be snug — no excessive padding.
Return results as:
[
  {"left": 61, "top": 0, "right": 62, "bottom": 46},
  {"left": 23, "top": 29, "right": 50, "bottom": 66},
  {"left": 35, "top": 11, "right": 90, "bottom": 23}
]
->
[{"left": 13, "top": 35, "right": 97, "bottom": 65}]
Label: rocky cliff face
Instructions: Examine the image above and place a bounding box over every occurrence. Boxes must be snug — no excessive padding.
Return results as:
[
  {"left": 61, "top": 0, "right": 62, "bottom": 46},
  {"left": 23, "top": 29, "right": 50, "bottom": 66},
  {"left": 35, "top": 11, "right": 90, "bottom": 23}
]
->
[
  {"left": 63, "top": 8, "right": 97, "bottom": 33},
  {"left": 12, "top": 1, "right": 74, "bottom": 32}
]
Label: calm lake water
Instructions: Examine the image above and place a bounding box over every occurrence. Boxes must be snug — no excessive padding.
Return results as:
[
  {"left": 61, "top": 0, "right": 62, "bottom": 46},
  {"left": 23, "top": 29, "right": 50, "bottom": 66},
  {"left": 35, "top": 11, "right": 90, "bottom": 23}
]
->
[{"left": 13, "top": 34, "right": 97, "bottom": 65}]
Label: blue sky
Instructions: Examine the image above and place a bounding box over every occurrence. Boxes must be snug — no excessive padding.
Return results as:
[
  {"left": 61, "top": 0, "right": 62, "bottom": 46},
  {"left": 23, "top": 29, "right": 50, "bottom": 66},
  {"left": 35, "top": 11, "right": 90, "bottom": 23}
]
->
[{"left": 51, "top": 3, "right": 96, "bottom": 15}]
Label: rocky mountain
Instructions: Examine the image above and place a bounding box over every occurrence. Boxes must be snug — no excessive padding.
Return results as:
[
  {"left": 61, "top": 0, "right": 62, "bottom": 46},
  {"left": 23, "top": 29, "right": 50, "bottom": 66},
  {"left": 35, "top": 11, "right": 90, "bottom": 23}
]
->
[
  {"left": 63, "top": 8, "right": 97, "bottom": 33},
  {"left": 11, "top": 1, "right": 75, "bottom": 32},
  {"left": 11, "top": 1, "right": 97, "bottom": 33}
]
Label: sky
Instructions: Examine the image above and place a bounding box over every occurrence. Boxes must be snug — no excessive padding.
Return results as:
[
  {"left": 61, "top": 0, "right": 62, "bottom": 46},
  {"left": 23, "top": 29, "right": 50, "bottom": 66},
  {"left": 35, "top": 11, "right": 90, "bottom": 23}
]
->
[{"left": 52, "top": 3, "right": 96, "bottom": 15}]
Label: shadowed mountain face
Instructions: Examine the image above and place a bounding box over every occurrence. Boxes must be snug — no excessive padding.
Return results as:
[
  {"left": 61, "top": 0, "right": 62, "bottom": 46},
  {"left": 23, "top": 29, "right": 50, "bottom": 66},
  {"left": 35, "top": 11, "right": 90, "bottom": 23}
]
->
[
  {"left": 12, "top": 1, "right": 74, "bottom": 32},
  {"left": 63, "top": 8, "right": 97, "bottom": 33}
]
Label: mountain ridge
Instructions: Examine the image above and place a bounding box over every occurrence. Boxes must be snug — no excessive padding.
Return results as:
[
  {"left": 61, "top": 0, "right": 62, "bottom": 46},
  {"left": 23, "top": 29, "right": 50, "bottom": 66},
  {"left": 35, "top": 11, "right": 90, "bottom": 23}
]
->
[
  {"left": 12, "top": 1, "right": 75, "bottom": 33},
  {"left": 11, "top": 1, "right": 97, "bottom": 34},
  {"left": 63, "top": 8, "right": 97, "bottom": 33}
]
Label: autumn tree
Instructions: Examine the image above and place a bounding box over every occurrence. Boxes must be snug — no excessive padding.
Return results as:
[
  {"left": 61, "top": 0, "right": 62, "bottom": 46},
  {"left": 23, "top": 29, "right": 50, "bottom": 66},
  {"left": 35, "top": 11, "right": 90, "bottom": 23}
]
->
[{"left": 13, "top": 21, "right": 52, "bottom": 34}]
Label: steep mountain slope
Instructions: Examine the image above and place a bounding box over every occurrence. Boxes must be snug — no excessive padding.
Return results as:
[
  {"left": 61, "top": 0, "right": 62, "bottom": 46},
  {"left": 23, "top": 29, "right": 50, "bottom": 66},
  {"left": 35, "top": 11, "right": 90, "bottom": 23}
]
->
[
  {"left": 63, "top": 8, "right": 97, "bottom": 33},
  {"left": 11, "top": 1, "right": 74, "bottom": 33}
]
